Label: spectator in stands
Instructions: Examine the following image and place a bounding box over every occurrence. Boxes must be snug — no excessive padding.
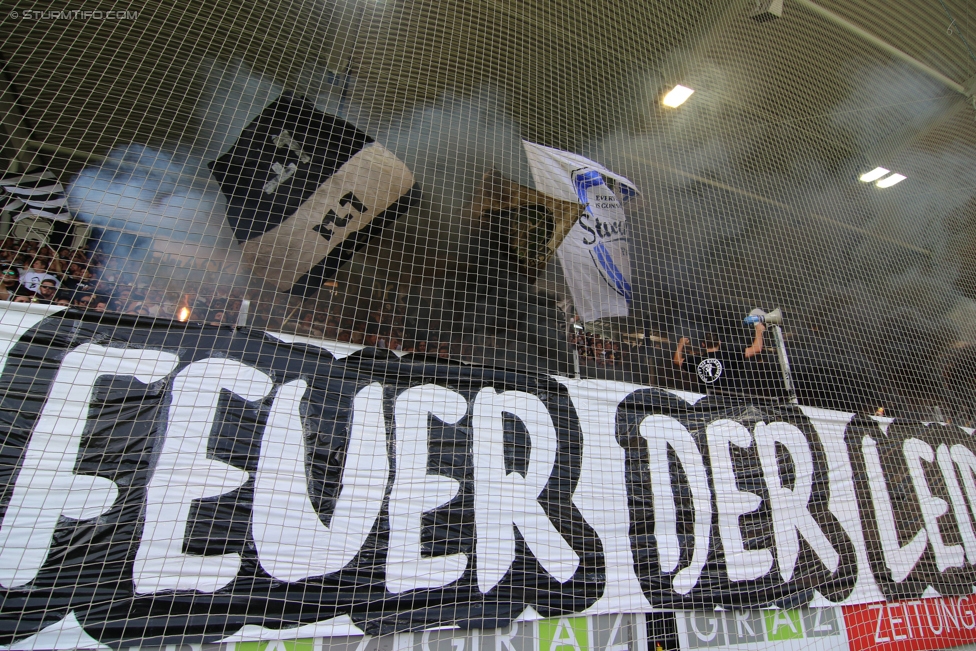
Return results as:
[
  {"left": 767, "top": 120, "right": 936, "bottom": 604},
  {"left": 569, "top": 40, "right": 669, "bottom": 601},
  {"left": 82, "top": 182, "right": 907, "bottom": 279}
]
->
[
  {"left": 64, "top": 263, "right": 98, "bottom": 299},
  {"left": 33, "top": 279, "right": 59, "bottom": 304},
  {"left": 0, "top": 267, "right": 24, "bottom": 300},
  {"left": 673, "top": 323, "right": 767, "bottom": 394},
  {"left": 37, "top": 246, "right": 64, "bottom": 275},
  {"left": 208, "top": 307, "right": 227, "bottom": 326},
  {"left": 57, "top": 248, "right": 74, "bottom": 268},
  {"left": 0, "top": 242, "right": 16, "bottom": 265},
  {"left": 72, "top": 293, "right": 94, "bottom": 310},
  {"left": 19, "top": 257, "right": 58, "bottom": 294}
]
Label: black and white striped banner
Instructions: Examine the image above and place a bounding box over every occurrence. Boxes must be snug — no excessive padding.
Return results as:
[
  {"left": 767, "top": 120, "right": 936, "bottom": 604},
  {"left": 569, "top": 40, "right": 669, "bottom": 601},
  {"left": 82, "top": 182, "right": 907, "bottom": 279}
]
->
[{"left": 1, "top": 171, "right": 71, "bottom": 223}]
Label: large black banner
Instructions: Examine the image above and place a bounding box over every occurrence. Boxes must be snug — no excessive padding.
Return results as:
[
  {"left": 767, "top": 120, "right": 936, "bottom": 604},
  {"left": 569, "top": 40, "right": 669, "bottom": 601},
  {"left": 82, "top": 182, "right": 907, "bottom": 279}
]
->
[
  {"left": 1, "top": 309, "right": 976, "bottom": 647},
  {"left": 0, "top": 312, "right": 601, "bottom": 646},
  {"left": 846, "top": 417, "right": 976, "bottom": 600},
  {"left": 616, "top": 391, "right": 859, "bottom": 609}
]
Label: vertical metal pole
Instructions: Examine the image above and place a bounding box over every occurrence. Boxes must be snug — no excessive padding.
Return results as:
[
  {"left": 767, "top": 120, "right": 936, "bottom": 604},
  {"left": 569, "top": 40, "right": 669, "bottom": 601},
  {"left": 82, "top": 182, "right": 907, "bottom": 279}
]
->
[
  {"left": 570, "top": 319, "right": 582, "bottom": 380},
  {"left": 770, "top": 324, "right": 798, "bottom": 404},
  {"left": 236, "top": 299, "right": 251, "bottom": 329}
]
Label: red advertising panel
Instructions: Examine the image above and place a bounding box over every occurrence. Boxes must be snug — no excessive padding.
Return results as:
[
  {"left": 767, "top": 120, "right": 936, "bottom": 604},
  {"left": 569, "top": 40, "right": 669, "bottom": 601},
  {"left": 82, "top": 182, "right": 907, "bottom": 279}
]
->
[{"left": 844, "top": 597, "right": 976, "bottom": 651}]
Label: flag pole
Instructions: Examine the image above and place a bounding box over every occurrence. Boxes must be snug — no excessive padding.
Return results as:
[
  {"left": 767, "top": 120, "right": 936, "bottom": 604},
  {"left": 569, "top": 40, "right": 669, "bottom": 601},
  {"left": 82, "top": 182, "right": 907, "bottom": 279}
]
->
[
  {"left": 770, "top": 324, "right": 798, "bottom": 404},
  {"left": 570, "top": 316, "right": 582, "bottom": 380}
]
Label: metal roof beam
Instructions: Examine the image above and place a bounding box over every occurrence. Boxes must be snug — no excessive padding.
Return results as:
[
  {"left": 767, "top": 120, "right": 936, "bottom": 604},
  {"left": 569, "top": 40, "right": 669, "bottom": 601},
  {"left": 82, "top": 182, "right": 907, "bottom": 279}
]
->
[{"left": 793, "top": 0, "right": 969, "bottom": 97}]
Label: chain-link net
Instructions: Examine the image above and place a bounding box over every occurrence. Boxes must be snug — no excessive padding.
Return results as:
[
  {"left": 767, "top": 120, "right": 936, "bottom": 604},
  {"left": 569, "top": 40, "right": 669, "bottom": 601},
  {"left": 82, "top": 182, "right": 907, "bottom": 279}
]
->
[{"left": 1, "top": 1, "right": 976, "bottom": 650}]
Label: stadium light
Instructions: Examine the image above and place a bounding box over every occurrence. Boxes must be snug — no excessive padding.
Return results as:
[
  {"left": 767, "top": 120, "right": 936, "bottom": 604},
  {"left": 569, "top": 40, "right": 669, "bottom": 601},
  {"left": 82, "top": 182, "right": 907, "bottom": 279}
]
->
[
  {"left": 662, "top": 85, "right": 695, "bottom": 108},
  {"left": 858, "top": 167, "right": 889, "bottom": 182},
  {"left": 876, "top": 173, "right": 907, "bottom": 188}
]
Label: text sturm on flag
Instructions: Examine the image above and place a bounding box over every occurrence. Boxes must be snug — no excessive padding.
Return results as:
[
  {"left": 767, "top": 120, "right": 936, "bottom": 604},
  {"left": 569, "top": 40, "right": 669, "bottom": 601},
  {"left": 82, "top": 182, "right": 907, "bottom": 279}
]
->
[{"left": 522, "top": 141, "right": 637, "bottom": 323}]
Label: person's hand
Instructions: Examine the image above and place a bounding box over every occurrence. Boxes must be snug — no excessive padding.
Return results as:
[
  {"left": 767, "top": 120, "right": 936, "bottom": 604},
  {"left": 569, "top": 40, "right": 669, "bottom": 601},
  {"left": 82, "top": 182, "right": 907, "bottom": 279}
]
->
[
  {"left": 754, "top": 323, "right": 766, "bottom": 335},
  {"left": 678, "top": 336, "right": 690, "bottom": 346}
]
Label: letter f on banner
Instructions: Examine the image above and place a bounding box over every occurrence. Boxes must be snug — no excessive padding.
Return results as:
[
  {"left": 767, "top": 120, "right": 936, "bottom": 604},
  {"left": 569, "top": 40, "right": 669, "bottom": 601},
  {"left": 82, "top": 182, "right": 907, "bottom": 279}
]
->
[
  {"left": 0, "top": 344, "right": 179, "bottom": 589},
  {"left": 473, "top": 388, "right": 579, "bottom": 593}
]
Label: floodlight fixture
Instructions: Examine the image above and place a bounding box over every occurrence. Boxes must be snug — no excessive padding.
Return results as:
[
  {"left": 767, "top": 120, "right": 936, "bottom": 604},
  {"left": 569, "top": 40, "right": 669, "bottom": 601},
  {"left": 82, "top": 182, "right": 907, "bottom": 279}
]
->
[
  {"left": 876, "top": 173, "right": 906, "bottom": 188},
  {"left": 858, "top": 167, "right": 889, "bottom": 182},
  {"left": 662, "top": 85, "right": 694, "bottom": 108}
]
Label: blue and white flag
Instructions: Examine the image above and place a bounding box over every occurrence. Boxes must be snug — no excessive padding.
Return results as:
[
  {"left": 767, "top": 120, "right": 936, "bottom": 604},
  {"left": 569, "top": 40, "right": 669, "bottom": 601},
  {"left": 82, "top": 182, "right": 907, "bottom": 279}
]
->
[{"left": 522, "top": 141, "right": 637, "bottom": 322}]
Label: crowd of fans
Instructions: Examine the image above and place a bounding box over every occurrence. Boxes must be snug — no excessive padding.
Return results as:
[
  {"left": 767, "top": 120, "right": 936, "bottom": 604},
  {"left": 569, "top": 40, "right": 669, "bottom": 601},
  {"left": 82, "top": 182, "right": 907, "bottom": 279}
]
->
[
  {"left": 4, "top": 234, "right": 956, "bottom": 418},
  {"left": 569, "top": 330, "right": 624, "bottom": 364},
  {"left": 0, "top": 236, "right": 425, "bottom": 353},
  {"left": 0, "top": 237, "right": 103, "bottom": 307},
  {"left": 6, "top": 223, "right": 970, "bottom": 423},
  {"left": 0, "top": 237, "right": 250, "bottom": 323},
  {"left": 0, "top": 235, "right": 640, "bottom": 372}
]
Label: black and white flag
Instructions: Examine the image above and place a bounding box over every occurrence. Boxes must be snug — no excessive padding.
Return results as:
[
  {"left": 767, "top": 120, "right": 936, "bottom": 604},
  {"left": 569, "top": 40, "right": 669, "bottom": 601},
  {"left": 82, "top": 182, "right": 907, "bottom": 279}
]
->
[
  {"left": 209, "top": 93, "right": 420, "bottom": 295},
  {"left": 1, "top": 170, "right": 63, "bottom": 197},
  {"left": 1, "top": 170, "right": 71, "bottom": 223}
]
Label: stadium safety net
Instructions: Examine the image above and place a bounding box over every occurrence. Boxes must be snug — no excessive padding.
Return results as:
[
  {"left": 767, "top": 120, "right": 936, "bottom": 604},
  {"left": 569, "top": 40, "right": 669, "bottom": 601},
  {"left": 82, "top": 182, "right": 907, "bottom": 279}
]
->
[{"left": 0, "top": 1, "right": 976, "bottom": 650}]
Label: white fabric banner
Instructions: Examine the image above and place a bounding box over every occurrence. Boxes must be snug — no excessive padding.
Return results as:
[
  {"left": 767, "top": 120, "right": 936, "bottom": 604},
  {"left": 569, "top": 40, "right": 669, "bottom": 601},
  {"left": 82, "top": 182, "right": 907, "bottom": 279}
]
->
[{"left": 523, "top": 141, "right": 637, "bottom": 322}]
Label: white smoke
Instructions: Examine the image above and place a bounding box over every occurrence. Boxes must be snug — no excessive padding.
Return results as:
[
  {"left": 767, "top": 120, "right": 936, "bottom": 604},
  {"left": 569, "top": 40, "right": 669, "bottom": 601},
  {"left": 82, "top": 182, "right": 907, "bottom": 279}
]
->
[
  {"left": 369, "top": 87, "right": 529, "bottom": 263},
  {"left": 574, "top": 59, "right": 976, "bottom": 414},
  {"left": 192, "top": 58, "right": 284, "bottom": 163},
  {"left": 66, "top": 144, "right": 251, "bottom": 304}
]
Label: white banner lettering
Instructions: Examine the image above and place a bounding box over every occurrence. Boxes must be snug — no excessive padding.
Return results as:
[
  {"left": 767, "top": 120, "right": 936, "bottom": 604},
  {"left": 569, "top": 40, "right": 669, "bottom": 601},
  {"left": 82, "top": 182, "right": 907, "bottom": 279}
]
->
[
  {"left": 0, "top": 344, "right": 179, "bottom": 588},
  {"left": 134, "top": 358, "right": 275, "bottom": 593},
  {"left": 473, "top": 388, "right": 579, "bottom": 593},
  {"left": 253, "top": 381, "right": 388, "bottom": 581}
]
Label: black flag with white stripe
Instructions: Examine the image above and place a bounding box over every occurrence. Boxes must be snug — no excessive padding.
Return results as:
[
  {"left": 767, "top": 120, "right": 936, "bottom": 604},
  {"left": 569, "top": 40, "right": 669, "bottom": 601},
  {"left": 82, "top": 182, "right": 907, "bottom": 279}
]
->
[
  {"left": 209, "top": 93, "right": 420, "bottom": 296},
  {"left": 1, "top": 170, "right": 71, "bottom": 222}
]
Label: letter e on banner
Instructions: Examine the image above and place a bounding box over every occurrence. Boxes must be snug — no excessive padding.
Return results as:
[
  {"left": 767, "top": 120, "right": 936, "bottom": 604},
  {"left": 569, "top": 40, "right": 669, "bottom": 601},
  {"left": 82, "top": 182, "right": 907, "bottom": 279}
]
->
[
  {"left": 904, "top": 438, "right": 964, "bottom": 572},
  {"left": 707, "top": 419, "right": 772, "bottom": 582},
  {"left": 134, "top": 358, "right": 274, "bottom": 593},
  {"left": 387, "top": 385, "right": 469, "bottom": 593},
  {"left": 936, "top": 444, "right": 976, "bottom": 564}
]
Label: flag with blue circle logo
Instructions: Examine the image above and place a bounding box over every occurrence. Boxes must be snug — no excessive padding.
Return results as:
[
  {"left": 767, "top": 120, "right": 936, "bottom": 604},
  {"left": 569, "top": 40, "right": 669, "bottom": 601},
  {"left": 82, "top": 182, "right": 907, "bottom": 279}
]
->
[{"left": 522, "top": 141, "right": 637, "bottom": 322}]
